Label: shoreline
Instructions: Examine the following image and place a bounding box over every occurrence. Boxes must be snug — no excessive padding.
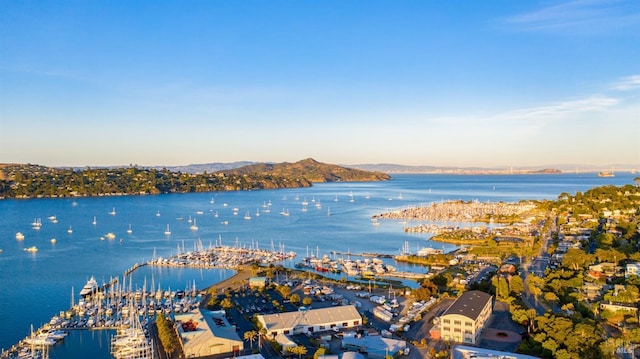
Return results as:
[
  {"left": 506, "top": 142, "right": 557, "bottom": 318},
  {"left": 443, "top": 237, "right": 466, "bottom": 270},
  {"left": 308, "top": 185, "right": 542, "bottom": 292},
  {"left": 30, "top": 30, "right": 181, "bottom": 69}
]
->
[{"left": 204, "top": 266, "right": 253, "bottom": 295}]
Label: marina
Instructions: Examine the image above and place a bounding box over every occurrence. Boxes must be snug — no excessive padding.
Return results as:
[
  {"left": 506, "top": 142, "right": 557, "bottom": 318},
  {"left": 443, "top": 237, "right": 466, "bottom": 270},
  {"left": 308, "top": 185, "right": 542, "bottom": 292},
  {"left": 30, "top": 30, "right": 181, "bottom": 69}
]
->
[{"left": 0, "top": 173, "right": 631, "bottom": 357}]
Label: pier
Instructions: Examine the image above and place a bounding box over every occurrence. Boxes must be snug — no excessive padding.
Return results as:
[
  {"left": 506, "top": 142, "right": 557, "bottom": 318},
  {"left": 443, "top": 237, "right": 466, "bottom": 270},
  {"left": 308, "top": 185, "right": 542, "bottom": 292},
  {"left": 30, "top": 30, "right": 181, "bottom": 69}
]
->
[{"left": 329, "top": 250, "right": 394, "bottom": 258}]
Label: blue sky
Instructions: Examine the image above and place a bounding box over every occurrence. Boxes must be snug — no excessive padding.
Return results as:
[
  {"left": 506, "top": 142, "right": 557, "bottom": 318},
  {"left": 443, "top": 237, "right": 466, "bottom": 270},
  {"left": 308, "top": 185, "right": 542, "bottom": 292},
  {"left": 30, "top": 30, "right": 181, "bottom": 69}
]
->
[{"left": 1, "top": 1, "right": 639, "bottom": 168}]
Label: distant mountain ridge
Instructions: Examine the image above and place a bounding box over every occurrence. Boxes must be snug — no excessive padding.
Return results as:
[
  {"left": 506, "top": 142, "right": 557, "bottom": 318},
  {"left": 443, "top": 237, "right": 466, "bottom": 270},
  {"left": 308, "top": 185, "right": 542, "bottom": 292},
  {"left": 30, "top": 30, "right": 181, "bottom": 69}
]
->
[
  {"left": 345, "top": 163, "right": 563, "bottom": 174},
  {"left": 152, "top": 162, "right": 258, "bottom": 174}
]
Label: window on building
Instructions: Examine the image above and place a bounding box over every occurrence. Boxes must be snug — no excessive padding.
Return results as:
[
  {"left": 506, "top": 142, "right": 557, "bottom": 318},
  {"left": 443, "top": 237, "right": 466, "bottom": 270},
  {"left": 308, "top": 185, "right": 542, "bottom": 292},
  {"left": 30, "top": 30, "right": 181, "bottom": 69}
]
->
[
  {"left": 465, "top": 321, "right": 472, "bottom": 327},
  {"left": 343, "top": 322, "right": 348, "bottom": 327},
  {"left": 308, "top": 327, "right": 314, "bottom": 332},
  {"left": 454, "top": 328, "right": 461, "bottom": 333},
  {"left": 443, "top": 326, "right": 450, "bottom": 331},
  {"left": 284, "top": 330, "right": 290, "bottom": 335},
  {"left": 454, "top": 320, "right": 461, "bottom": 326},
  {"left": 354, "top": 321, "right": 360, "bottom": 326},
  {"left": 319, "top": 326, "right": 325, "bottom": 330},
  {"left": 443, "top": 319, "right": 450, "bottom": 324},
  {"left": 464, "top": 329, "right": 472, "bottom": 334}
]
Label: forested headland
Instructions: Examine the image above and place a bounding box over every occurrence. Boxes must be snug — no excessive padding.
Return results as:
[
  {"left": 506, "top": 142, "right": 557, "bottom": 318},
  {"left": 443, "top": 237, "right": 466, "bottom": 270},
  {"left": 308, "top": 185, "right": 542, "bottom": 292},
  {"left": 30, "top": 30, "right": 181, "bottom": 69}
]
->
[{"left": 0, "top": 158, "right": 390, "bottom": 199}]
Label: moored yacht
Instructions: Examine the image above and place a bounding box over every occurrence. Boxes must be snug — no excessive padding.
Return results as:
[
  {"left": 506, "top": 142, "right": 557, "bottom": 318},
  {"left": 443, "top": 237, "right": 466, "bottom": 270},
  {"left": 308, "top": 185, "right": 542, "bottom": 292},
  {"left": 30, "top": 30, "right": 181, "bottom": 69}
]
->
[{"left": 80, "top": 276, "right": 99, "bottom": 297}]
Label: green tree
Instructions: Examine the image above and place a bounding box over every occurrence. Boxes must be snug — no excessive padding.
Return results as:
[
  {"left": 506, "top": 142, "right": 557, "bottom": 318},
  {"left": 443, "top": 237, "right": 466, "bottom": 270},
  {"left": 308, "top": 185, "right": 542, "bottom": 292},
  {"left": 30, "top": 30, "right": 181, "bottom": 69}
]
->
[
  {"left": 244, "top": 330, "right": 257, "bottom": 349},
  {"left": 562, "top": 248, "right": 593, "bottom": 271},
  {"left": 288, "top": 345, "right": 308, "bottom": 359},
  {"left": 526, "top": 274, "right": 544, "bottom": 299},
  {"left": 278, "top": 285, "right": 291, "bottom": 299},
  {"left": 492, "top": 276, "right": 510, "bottom": 300},
  {"left": 543, "top": 292, "right": 559, "bottom": 306},
  {"left": 290, "top": 293, "right": 301, "bottom": 305},
  {"left": 313, "top": 347, "right": 326, "bottom": 359},
  {"left": 221, "top": 297, "right": 233, "bottom": 309},
  {"left": 509, "top": 275, "right": 525, "bottom": 295}
]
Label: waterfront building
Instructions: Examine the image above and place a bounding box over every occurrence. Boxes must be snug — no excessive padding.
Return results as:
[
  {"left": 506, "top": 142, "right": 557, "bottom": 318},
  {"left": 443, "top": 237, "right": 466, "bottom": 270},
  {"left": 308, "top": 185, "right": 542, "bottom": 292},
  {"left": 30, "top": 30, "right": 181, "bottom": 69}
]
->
[
  {"left": 174, "top": 308, "right": 244, "bottom": 357},
  {"left": 341, "top": 336, "right": 406, "bottom": 359},
  {"left": 451, "top": 344, "right": 540, "bottom": 359},
  {"left": 257, "top": 305, "right": 361, "bottom": 337},
  {"left": 434, "top": 290, "right": 492, "bottom": 344}
]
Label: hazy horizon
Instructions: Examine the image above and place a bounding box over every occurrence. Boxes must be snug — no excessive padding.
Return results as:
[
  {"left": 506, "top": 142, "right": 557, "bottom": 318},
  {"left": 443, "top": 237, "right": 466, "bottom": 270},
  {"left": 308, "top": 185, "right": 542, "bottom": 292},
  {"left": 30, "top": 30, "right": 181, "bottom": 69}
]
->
[
  {"left": 2, "top": 159, "right": 637, "bottom": 172},
  {"left": 1, "top": 1, "right": 639, "bottom": 167}
]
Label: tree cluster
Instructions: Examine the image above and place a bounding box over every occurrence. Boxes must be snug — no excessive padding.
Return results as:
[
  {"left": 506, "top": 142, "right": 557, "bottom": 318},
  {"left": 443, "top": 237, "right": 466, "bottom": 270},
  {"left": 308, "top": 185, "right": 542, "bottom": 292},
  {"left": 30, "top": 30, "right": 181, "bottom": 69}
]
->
[
  {"left": 156, "top": 313, "right": 182, "bottom": 357},
  {"left": 0, "top": 164, "right": 311, "bottom": 198}
]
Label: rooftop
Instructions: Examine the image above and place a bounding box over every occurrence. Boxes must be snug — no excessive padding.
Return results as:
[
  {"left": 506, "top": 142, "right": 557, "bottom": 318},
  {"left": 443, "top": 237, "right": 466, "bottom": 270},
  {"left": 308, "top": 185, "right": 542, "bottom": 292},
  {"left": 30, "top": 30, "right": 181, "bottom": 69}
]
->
[{"left": 441, "top": 290, "right": 492, "bottom": 321}]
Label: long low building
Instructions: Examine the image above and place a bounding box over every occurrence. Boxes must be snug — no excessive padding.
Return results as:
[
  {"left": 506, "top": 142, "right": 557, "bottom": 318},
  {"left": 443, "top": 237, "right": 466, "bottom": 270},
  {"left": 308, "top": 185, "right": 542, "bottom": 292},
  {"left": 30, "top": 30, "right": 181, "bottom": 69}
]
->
[
  {"left": 257, "top": 305, "right": 362, "bottom": 337},
  {"left": 175, "top": 308, "right": 244, "bottom": 358},
  {"left": 451, "top": 345, "right": 540, "bottom": 359},
  {"left": 341, "top": 336, "right": 406, "bottom": 359}
]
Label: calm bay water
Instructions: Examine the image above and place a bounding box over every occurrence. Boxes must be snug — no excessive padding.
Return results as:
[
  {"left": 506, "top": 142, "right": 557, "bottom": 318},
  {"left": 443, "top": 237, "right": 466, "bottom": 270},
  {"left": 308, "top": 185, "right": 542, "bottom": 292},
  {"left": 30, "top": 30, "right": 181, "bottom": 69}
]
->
[{"left": 0, "top": 173, "right": 634, "bottom": 356}]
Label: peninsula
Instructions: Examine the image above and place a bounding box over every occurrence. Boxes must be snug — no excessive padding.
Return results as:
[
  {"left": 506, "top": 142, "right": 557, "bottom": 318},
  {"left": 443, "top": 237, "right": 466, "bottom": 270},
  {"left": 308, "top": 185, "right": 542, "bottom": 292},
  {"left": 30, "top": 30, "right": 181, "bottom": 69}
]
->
[{"left": 0, "top": 158, "right": 390, "bottom": 199}]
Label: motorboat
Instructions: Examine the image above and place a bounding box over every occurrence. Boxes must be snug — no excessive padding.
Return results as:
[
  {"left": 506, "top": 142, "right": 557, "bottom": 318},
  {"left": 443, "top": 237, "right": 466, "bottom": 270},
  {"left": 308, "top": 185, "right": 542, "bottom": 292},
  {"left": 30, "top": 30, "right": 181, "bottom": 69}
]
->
[{"left": 80, "top": 276, "right": 99, "bottom": 297}]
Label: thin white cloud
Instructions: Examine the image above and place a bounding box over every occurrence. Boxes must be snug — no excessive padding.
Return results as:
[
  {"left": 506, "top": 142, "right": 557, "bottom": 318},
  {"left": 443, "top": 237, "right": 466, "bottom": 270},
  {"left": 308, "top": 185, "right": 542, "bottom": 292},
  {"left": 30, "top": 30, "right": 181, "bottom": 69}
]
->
[
  {"left": 426, "top": 95, "right": 619, "bottom": 127},
  {"left": 0, "top": 65, "right": 90, "bottom": 83},
  {"left": 502, "top": 0, "right": 640, "bottom": 33},
  {"left": 505, "top": 95, "right": 619, "bottom": 121},
  {"left": 610, "top": 75, "right": 640, "bottom": 91}
]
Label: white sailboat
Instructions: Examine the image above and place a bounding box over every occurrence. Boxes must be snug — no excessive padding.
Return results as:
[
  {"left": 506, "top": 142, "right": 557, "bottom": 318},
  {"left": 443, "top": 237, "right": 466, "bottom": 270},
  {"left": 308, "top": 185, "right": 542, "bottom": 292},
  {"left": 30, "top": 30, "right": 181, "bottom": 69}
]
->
[
  {"left": 67, "top": 225, "right": 73, "bottom": 234},
  {"left": 92, "top": 216, "right": 97, "bottom": 225},
  {"left": 244, "top": 211, "right": 252, "bottom": 220},
  {"left": 109, "top": 207, "right": 116, "bottom": 215},
  {"left": 127, "top": 224, "right": 133, "bottom": 234},
  {"left": 190, "top": 218, "right": 198, "bottom": 230},
  {"left": 164, "top": 224, "right": 171, "bottom": 235}
]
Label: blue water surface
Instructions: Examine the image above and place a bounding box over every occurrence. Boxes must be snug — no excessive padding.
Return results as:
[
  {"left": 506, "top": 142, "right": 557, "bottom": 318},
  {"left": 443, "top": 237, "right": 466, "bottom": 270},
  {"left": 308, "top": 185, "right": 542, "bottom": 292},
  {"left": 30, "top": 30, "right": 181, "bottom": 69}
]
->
[{"left": 0, "top": 172, "right": 634, "bottom": 356}]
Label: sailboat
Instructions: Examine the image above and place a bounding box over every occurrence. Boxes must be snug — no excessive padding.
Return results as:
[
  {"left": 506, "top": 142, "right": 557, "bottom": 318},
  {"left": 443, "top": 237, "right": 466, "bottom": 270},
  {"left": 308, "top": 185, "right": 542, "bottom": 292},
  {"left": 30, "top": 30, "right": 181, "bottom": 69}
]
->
[
  {"left": 190, "top": 218, "right": 198, "bottom": 230},
  {"left": 92, "top": 216, "right": 97, "bottom": 225},
  {"left": 127, "top": 224, "right": 133, "bottom": 234},
  {"left": 67, "top": 225, "right": 73, "bottom": 234},
  {"left": 164, "top": 224, "right": 171, "bottom": 235},
  {"left": 244, "top": 211, "right": 252, "bottom": 220},
  {"left": 109, "top": 207, "right": 116, "bottom": 215}
]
